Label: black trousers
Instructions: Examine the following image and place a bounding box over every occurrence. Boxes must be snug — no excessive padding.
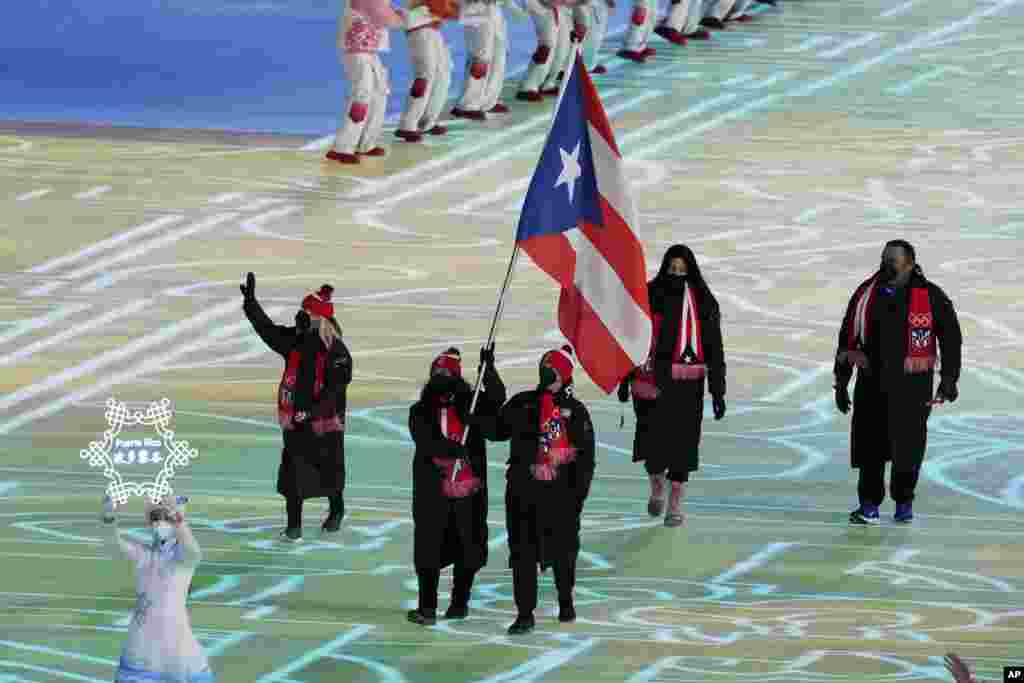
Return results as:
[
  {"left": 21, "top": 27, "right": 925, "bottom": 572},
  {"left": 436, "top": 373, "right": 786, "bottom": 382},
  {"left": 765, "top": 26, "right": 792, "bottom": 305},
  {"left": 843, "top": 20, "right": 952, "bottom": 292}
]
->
[
  {"left": 286, "top": 494, "right": 344, "bottom": 529},
  {"left": 416, "top": 565, "right": 478, "bottom": 614},
  {"left": 512, "top": 556, "right": 576, "bottom": 617},
  {"left": 857, "top": 461, "right": 921, "bottom": 506}
]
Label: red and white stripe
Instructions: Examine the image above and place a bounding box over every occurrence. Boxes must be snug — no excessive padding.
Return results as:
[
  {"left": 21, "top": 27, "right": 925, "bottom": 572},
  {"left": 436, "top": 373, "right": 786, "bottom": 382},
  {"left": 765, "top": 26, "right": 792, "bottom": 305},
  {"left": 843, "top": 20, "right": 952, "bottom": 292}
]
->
[{"left": 521, "top": 64, "right": 652, "bottom": 393}]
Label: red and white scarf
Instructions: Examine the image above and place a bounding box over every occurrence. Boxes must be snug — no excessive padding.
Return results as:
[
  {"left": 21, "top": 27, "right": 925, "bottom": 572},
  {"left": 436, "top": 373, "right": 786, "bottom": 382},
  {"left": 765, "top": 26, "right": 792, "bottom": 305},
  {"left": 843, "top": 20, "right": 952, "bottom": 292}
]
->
[
  {"left": 278, "top": 348, "right": 344, "bottom": 434},
  {"left": 533, "top": 392, "right": 575, "bottom": 481},
  {"left": 839, "top": 276, "right": 937, "bottom": 374},
  {"left": 632, "top": 284, "right": 705, "bottom": 400},
  {"left": 431, "top": 405, "right": 481, "bottom": 498}
]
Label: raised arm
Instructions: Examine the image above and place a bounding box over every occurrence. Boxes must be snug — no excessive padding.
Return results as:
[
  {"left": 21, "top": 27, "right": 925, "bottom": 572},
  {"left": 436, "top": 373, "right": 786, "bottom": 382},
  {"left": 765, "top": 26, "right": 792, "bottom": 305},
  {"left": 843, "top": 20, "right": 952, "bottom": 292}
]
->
[
  {"left": 241, "top": 273, "right": 295, "bottom": 358},
  {"left": 102, "top": 497, "right": 143, "bottom": 564},
  {"left": 173, "top": 511, "right": 202, "bottom": 569}
]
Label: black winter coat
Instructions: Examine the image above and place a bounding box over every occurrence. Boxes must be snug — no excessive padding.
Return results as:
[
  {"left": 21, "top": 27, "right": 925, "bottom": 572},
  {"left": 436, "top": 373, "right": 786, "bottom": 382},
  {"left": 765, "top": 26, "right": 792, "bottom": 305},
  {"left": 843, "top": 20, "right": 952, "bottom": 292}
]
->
[
  {"left": 495, "top": 389, "right": 596, "bottom": 570},
  {"left": 834, "top": 272, "right": 962, "bottom": 472},
  {"left": 408, "top": 365, "right": 506, "bottom": 571},
  {"left": 244, "top": 298, "right": 352, "bottom": 499}
]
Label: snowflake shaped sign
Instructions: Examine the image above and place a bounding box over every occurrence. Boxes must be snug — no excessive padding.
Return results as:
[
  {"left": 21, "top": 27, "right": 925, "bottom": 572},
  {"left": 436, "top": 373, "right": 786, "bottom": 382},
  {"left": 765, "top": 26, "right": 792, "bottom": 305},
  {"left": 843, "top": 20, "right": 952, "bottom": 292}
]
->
[{"left": 80, "top": 398, "right": 198, "bottom": 505}]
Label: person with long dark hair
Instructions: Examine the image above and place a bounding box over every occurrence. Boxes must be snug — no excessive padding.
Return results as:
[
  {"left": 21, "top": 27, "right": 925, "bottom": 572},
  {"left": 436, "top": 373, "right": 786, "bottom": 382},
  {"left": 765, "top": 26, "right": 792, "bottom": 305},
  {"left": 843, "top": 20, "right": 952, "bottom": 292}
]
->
[
  {"left": 618, "top": 244, "right": 726, "bottom": 527},
  {"left": 241, "top": 273, "right": 353, "bottom": 542},
  {"left": 497, "top": 345, "right": 596, "bottom": 635},
  {"left": 406, "top": 346, "right": 506, "bottom": 625},
  {"left": 834, "top": 240, "right": 962, "bottom": 524}
]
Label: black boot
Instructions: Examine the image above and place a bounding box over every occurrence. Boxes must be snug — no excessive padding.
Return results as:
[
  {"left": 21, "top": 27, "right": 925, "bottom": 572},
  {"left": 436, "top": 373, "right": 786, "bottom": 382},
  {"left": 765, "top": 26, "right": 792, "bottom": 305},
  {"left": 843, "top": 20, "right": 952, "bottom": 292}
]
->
[
  {"left": 407, "top": 609, "right": 437, "bottom": 626},
  {"left": 445, "top": 604, "right": 469, "bottom": 619},
  {"left": 507, "top": 614, "right": 535, "bottom": 635},
  {"left": 558, "top": 601, "right": 576, "bottom": 623}
]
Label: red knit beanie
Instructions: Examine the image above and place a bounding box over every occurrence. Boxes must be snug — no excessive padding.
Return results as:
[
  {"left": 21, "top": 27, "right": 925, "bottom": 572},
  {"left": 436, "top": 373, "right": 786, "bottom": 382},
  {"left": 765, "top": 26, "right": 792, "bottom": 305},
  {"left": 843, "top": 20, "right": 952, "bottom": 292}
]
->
[
  {"left": 301, "top": 284, "right": 335, "bottom": 318},
  {"left": 543, "top": 344, "right": 575, "bottom": 383},
  {"left": 431, "top": 348, "right": 462, "bottom": 377}
]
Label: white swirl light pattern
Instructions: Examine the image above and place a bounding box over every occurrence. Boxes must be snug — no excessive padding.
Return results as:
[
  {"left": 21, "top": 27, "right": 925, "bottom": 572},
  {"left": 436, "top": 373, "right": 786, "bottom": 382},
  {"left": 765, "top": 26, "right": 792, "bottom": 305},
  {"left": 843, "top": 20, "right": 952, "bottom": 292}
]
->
[{"left": 80, "top": 397, "right": 199, "bottom": 504}]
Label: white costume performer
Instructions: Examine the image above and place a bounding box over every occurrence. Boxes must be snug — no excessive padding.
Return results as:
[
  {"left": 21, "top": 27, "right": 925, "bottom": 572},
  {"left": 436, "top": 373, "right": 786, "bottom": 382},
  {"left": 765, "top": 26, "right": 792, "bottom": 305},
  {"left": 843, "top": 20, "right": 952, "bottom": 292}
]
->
[
  {"left": 327, "top": 0, "right": 405, "bottom": 164},
  {"left": 654, "top": 0, "right": 711, "bottom": 44},
  {"left": 618, "top": 0, "right": 657, "bottom": 62},
  {"left": 700, "top": 0, "right": 747, "bottom": 29},
  {"left": 518, "top": 0, "right": 588, "bottom": 100},
  {"left": 583, "top": 0, "right": 614, "bottom": 73},
  {"left": 104, "top": 495, "right": 214, "bottom": 683},
  {"left": 396, "top": 0, "right": 459, "bottom": 141},
  {"left": 453, "top": 0, "right": 522, "bottom": 117},
  {"left": 540, "top": 1, "right": 589, "bottom": 94}
]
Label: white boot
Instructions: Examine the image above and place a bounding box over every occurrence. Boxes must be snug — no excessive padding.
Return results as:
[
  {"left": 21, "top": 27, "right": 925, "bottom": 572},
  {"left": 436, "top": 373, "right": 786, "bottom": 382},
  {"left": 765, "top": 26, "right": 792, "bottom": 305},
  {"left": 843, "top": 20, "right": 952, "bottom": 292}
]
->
[
  {"left": 665, "top": 481, "right": 685, "bottom": 527},
  {"left": 647, "top": 473, "right": 667, "bottom": 517}
]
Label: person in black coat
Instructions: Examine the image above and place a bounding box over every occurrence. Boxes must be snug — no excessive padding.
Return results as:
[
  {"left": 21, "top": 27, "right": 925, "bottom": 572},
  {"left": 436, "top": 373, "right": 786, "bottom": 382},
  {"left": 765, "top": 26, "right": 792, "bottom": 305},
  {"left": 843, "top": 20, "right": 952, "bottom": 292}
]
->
[
  {"left": 241, "top": 273, "right": 353, "bottom": 542},
  {"left": 496, "top": 345, "right": 596, "bottom": 635},
  {"left": 406, "top": 345, "right": 506, "bottom": 625},
  {"left": 617, "top": 244, "right": 726, "bottom": 527},
  {"left": 834, "top": 240, "right": 962, "bottom": 524}
]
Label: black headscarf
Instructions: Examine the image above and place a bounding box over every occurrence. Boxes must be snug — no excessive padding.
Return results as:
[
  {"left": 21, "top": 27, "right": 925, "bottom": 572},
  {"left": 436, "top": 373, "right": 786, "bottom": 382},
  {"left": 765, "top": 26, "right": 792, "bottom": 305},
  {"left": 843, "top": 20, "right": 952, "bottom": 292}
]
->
[{"left": 649, "top": 245, "right": 709, "bottom": 382}]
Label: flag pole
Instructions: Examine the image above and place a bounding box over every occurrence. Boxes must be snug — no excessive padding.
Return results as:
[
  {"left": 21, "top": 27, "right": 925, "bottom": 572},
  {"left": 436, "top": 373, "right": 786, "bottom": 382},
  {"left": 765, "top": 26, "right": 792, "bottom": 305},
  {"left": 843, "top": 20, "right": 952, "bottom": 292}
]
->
[{"left": 458, "top": 241, "right": 521, "bottom": 450}]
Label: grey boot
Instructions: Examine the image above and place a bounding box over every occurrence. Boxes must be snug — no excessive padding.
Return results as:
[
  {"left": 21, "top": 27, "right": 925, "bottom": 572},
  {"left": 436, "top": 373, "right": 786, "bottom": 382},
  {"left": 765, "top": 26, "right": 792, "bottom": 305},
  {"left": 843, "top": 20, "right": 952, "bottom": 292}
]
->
[
  {"left": 665, "top": 481, "right": 685, "bottom": 527},
  {"left": 647, "top": 473, "right": 667, "bottom": 517}
]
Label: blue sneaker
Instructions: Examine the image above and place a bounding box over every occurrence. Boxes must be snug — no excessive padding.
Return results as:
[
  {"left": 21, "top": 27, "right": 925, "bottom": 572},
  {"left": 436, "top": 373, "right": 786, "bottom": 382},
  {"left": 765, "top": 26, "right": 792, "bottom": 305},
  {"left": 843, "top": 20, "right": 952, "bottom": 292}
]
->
[
  {"left": 849, "top": 505, "right": 880, "bottom": 525},
  {"left": 894, "top": 502, "right": 913, "bottom": 523}
]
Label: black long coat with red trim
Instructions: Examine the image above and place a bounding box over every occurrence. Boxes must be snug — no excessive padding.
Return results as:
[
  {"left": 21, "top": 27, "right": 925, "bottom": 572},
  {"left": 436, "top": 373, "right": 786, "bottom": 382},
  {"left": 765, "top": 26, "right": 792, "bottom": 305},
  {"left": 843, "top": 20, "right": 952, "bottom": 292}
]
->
[
  {"left": 833, "top": 271, "right": 961, "bottom": 472},
  {"left": 244, "top": 298, "right": 352, "bottom": 500},
  {"left": 631, "top": 280, "right": 726, "bottom": 473},
  {"left": 495, "top": 389, "right": 596, "bottom": 571},
  {"left": 408, "top": 365, "right": 506, "bottom": 572}
]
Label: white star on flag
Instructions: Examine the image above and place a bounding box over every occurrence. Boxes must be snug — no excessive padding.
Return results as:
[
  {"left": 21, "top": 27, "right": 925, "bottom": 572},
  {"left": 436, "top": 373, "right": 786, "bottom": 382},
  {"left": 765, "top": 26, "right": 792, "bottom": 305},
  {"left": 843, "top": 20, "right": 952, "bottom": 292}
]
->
[{"left": 554, "top": 140, "right": 583, "bottom": 204}]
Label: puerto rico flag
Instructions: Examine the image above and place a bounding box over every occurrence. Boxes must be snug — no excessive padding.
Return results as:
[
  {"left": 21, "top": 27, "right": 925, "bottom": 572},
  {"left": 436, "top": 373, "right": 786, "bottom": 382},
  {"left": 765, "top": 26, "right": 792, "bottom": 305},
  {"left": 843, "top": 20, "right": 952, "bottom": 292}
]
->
[{"left": 515, "top": 51, "right": 652, "bottom": 393}]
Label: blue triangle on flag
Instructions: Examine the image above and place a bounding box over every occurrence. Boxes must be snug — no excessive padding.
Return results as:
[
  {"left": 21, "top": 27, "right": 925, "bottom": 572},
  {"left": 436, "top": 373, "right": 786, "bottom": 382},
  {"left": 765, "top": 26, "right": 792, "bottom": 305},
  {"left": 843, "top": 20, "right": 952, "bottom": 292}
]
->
[{"left": 516, "top": 53, "right": 605, "bottom": 243}]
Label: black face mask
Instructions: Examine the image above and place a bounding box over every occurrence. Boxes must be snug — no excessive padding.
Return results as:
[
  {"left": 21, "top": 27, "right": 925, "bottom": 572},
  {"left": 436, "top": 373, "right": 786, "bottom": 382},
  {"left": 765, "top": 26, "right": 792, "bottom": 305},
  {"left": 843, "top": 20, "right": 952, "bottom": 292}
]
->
[
  {"left": 539, "top": 366, "right": 558, "bottom": 391},
  {"left": 880, "top": 262, "right": 899, "bottom": 281},
  {"left": 295, "top": 310, "right": 311, "bottom": 335},
  {"left": 428, "top": 375, "right": 460, "bottom": 399},
  {"left": 665, "top": 273, "right": 688, "bottom": 291}
]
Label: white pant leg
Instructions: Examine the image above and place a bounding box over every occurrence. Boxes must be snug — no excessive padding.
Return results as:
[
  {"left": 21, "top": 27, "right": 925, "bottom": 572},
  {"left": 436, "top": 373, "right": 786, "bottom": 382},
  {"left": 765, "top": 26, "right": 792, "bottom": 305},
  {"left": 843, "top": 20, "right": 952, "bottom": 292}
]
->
[
  {"left": 520, "top": 0, "right": 557, "bottom": 93},
  {"left": 541, "top": 8, "right": 572, "bottom": 90},
  {"left": 360, "top": 57, "right": 389, "bottom": 152},
  {"left": 707, "top": 0, "right": 736, "bottom": 20},
  {"left": 664, "top": 0, "right": 690, "bottom": 31},
  {"left": 729, "top": 0, "right": 754, "bottom": 16},
  {"left": 482, "top": 5, "right": 508, "bottom": 109},
  {"left": 421, "top": 31, "right": 451, "bottom": 129},
  {"left": 399, "top": 29, "right": 438, "bottom": 131},
  {"left": 333, "top": 52, "right": 379, "bottom": 154},
  {"left": 583, "top": 0, "right": 609, "bottom": 68},
  {"left": 679, "top": 0, "right": 705, "bottom": 32},
  {"left": 623, "top": 0, "right": 654, "bottom": 52},
  {"left": 457, "top": 8, "right": 494, "bottom": 111}
]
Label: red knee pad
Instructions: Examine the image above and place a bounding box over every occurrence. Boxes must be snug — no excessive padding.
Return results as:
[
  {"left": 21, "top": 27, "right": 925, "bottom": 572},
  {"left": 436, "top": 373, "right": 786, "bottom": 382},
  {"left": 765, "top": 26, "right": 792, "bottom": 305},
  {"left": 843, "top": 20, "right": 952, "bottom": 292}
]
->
[
  {"left": 410, "top": 78, "right": 428, "bottom": 98},
  {"left": 470, "top": 60, "right": 488, "bottom": 79},
  {"left": 631, "top": 6, "right": 647, "bottom": 24},
  {"left": 532, "top": 45, "right": 551, "bottom": 64},
  {"left": 348, "top": 102, "right": 368, "bottom": 123}
]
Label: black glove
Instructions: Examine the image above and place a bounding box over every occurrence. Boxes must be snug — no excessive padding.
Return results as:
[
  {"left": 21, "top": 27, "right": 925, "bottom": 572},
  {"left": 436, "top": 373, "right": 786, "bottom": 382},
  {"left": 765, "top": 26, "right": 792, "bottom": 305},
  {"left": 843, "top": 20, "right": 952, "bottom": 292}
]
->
[
  {"left": 712, "top": 395, "right": 726, "bottom": 420},
  {"left": 480, "top": 343, "right": 495, "bottom": 367},
  {"left": 835, "top": 384, "right": 851, "bottom": 414},
  {"left": 936, "top": 376, "right": 958, "bottom": 403},
  {"left": 449, "top": 442, "right": 469, "bottom": 460},
  {"left": 240, "top": 272, "right": 255, "bottom": 302},
  {"left": 617, "top": 380, "right": 630, "bottom": 403}
]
